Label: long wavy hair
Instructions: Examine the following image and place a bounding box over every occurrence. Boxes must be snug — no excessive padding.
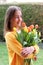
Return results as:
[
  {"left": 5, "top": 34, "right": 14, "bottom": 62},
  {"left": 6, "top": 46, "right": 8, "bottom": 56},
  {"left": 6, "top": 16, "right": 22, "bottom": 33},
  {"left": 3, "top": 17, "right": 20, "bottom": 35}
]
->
[{"left": 4, "top": 6, "right": 22, "bottom": 36}]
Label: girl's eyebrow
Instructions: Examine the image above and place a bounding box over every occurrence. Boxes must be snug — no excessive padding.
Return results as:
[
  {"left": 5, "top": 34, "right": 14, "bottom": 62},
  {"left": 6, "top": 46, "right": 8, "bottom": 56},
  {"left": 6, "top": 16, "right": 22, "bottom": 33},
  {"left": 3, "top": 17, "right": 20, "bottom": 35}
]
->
[{"left": 14, "top": 14, "right": 22, "bottom": 17}]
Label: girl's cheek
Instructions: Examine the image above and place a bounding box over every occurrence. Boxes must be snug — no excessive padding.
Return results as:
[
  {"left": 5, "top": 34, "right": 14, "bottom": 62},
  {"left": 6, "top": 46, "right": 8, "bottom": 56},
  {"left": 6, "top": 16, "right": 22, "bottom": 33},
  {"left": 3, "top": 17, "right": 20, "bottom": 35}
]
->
[{"left": 15, "top": 18, "right": 19, "bottom": 23}]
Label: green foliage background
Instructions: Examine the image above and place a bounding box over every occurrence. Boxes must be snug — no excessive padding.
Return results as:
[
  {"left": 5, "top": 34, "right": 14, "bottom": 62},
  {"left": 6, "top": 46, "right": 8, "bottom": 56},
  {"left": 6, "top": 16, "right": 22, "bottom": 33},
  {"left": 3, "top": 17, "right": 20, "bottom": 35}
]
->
[{"left": 0, "top": 4, "right": 43, "bottom": 41}]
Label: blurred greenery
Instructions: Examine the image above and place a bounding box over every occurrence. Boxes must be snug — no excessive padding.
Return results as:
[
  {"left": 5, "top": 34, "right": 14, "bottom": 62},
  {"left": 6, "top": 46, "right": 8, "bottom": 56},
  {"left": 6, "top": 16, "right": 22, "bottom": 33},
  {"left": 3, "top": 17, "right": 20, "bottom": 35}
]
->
[{"left": 0, "top": 4, "right": 43, "bottom": 41}]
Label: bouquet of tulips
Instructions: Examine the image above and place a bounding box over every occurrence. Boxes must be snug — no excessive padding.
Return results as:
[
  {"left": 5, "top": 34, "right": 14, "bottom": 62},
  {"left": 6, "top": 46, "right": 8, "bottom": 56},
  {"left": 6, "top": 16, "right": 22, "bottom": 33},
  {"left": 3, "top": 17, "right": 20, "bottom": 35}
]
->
[
  {"left": 16, "top": 23, "right": 41, "bottom": 47},
  {"left": 13, "top": 22, "right": 41, "bottom": 65}
]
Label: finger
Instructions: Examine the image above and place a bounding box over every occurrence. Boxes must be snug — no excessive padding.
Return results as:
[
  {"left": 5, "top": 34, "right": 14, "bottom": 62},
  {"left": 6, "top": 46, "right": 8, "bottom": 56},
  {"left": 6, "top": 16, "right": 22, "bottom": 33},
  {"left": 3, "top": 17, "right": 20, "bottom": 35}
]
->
[
  {"left": 21, "top": 52, "right": 28, "bottom": 57},
  {"left": 21, "top": 49, "right": 29, "bottom": 56},
  {"left": 21, "top": 52, "right": 25, "bottom": 56},
  {"left": 21, "top": 49, "right": 26, "bottom": 55}
]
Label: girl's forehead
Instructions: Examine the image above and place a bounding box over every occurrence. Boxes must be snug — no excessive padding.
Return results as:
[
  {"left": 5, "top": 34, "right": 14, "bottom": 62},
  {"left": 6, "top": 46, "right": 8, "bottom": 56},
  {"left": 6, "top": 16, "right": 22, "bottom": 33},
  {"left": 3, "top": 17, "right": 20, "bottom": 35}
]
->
[{"left": 14, "top": 10, "right": 22, "bottom": 16}]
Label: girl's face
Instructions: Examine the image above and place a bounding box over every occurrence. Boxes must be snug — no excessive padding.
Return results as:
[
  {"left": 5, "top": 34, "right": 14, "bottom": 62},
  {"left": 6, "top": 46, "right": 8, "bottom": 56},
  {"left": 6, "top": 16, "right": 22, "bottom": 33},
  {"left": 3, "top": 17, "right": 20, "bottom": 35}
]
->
[{"left": 10, "top": 10, "right": 23, "bottom": 29}]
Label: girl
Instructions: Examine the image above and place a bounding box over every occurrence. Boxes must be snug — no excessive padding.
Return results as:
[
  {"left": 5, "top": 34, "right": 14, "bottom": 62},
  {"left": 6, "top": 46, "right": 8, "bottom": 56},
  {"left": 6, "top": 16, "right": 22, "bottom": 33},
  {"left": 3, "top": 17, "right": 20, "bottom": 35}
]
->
[{"left": 4, "top": 6, "right": 39, "bottom": 65}]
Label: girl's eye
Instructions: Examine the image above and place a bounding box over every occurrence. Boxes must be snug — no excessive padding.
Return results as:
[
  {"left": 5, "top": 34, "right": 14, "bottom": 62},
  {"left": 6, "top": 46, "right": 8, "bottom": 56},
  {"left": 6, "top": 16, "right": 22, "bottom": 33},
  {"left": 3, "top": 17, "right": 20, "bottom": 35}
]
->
[
  {"left": 14, "top": 15, "right": 18, "bottom": 18},
  {"left": 15, "top": 15, "right": 22, "bottom": 18},
  {"left": 15, "top": 17, "right": 18, "bottom": 19}
]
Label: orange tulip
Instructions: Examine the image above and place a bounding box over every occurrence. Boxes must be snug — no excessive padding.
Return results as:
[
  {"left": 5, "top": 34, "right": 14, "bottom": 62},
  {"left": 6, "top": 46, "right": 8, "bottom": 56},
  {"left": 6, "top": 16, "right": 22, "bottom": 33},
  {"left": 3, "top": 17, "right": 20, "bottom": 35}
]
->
[
  {"left": 29, "top": 24, "right": 34, "bottom": 30},
  {"left": 28, "top": 27, "right": 31, "bottom": 32},
  {"left": 21, "top": 22, "right": 26, "bottom": 27}
]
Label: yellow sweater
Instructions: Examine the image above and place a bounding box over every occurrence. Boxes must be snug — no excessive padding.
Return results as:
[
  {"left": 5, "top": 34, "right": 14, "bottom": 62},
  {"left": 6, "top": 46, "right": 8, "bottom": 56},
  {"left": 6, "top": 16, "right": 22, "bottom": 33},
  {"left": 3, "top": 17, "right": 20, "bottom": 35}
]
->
[{"left": 5, "top": 31, "right": 39, "bottom": 65}]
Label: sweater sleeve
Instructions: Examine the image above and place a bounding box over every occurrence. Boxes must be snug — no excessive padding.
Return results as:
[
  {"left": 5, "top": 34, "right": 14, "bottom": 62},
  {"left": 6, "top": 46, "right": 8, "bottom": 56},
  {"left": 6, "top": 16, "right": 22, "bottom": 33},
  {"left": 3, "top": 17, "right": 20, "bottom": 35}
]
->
[{"left": 5, "top": 32, "right": 23, "bottom": 58}]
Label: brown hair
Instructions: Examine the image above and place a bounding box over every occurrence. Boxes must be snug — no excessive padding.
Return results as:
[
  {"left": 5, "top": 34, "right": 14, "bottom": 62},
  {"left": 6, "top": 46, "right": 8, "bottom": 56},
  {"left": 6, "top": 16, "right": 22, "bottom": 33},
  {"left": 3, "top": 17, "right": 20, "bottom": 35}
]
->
[{"left": 4, "top": 6, "right": 22, "bottom": 36}]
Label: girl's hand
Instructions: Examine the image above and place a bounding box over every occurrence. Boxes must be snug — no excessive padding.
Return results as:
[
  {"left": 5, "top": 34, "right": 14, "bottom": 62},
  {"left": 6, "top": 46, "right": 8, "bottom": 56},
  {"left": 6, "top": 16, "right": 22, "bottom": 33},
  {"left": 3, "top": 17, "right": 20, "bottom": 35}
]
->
[{"left": 21, "top": 46, "right": 34, "bottom": 57}]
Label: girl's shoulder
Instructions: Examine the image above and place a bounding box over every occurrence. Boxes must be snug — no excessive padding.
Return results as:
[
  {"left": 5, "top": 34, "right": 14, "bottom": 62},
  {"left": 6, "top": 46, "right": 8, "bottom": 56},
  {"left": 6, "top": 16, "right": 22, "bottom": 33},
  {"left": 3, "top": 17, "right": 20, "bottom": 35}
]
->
[
  {"left": 5, "top": 31, "right": 16, "bottom": 39},
  {"left": 5, "top": 31, "right": 13, "bottom": 36}
]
